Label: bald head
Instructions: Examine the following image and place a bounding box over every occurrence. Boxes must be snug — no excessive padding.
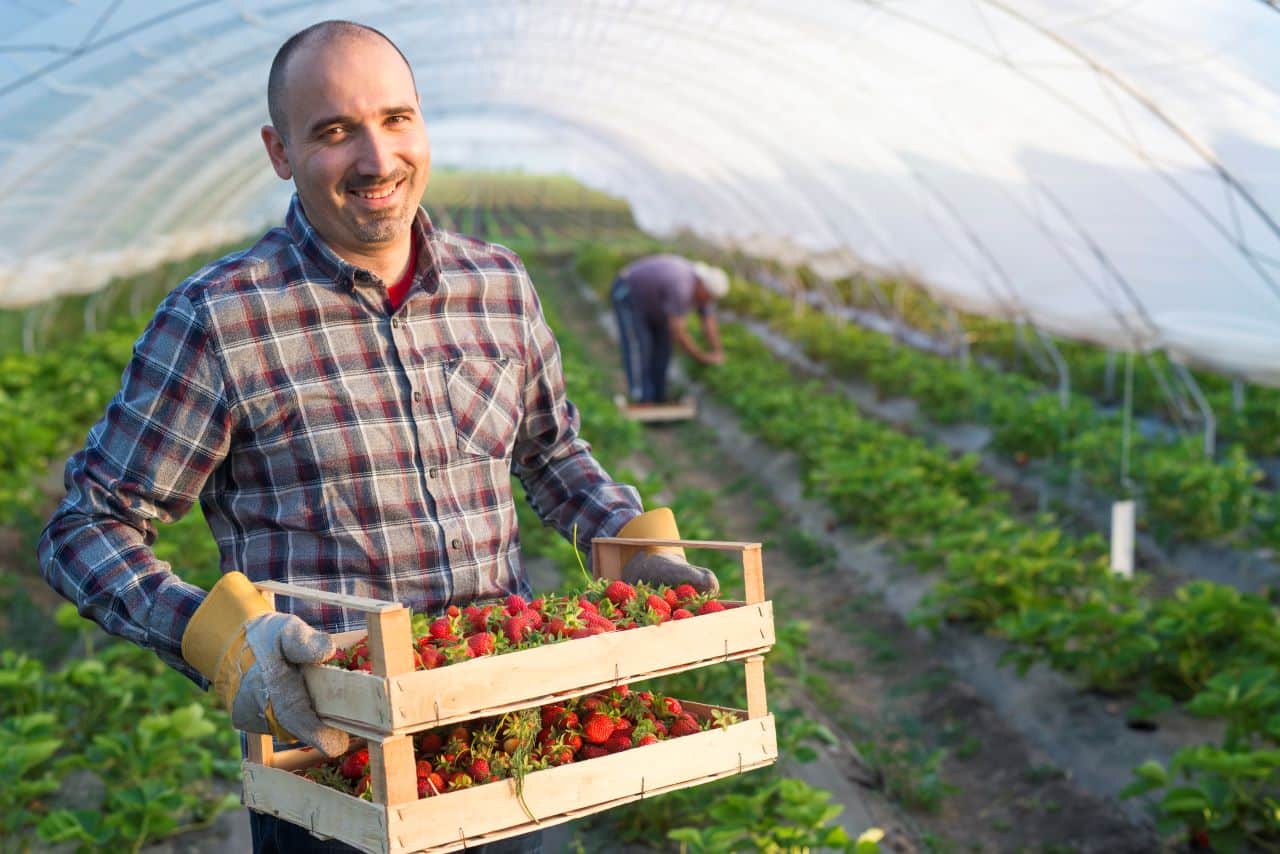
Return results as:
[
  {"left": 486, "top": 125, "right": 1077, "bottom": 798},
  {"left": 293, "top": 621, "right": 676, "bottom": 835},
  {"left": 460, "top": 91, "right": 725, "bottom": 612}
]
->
[{"left": 267, "top": 20, "right": 417, "bottom": 142}]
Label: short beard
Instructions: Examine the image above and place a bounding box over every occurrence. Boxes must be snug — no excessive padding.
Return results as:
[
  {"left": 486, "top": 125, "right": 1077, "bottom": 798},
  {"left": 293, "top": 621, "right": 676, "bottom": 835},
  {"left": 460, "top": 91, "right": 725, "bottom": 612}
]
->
[{"left": 350, "top": 204, "right": 415, "bottom": 244}]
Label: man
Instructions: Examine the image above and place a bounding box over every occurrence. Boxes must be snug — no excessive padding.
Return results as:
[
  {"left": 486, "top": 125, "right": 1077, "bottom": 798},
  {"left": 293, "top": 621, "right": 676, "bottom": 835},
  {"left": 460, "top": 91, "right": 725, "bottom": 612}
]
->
[
  {"left": 38, "top": 20, "right": 714, "bottom": 854},
  {"left": 610, "top": 254, "right": 729, "bottom": 405}
]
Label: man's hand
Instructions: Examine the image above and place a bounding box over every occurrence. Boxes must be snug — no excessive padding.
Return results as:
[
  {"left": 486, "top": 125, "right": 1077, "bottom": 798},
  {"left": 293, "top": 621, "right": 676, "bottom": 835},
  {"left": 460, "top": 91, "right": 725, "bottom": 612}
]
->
[
  {"left": 230, "top": 613, "right": 349, "bottom": 757},
  {"left": 622, "top": 551, "right": 719, "bottom": 594},
  {"left": 181, "top": 572, "right": 348, "bottom": 758}
]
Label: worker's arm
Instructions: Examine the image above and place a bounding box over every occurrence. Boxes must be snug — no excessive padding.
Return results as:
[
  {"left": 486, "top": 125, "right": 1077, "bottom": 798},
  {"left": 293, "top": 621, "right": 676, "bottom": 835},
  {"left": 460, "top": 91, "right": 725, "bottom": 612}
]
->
[
  {"left": 38, "top": 290, "right": 346, "bottom": 754},
  {"left": 668, "top": 314, "right": 724, "bottom": 365},
  {"left": 508, "top": 253, "right": 644, "bottom": 545}
]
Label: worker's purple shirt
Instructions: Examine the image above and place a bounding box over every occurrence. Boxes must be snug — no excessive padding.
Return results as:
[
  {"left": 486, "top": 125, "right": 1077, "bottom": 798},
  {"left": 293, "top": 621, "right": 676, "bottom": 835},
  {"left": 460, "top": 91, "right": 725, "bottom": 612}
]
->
[
  {"left": 618, "top": 254, "right": 711, "bottom": 325},
  {"left": 38, "top": 195, "right": 642, "bottom": 686}
]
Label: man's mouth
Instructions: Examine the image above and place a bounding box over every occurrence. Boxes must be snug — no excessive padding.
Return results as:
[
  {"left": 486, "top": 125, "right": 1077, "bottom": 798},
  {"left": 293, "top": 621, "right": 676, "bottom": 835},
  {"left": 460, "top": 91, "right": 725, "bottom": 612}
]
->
[{"left": 348, "top": 179, "right": 403, "bottom": 201}]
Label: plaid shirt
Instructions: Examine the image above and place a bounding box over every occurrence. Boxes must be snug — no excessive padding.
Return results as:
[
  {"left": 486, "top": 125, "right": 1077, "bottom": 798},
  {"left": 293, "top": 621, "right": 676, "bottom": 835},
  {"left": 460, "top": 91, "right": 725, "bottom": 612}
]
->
[{"left": 38, "top": 196, "right": 642, "bottom": 684}]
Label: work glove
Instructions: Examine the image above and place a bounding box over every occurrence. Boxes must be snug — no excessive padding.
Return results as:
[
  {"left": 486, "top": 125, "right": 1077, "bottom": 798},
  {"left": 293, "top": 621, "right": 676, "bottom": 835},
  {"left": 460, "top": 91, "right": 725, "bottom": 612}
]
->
[
  {"left": 616, "top": 508, "right": 719, "bottom": 595},
  {"left": 181, "top": 572, "right": 349, "bottom": 758}
]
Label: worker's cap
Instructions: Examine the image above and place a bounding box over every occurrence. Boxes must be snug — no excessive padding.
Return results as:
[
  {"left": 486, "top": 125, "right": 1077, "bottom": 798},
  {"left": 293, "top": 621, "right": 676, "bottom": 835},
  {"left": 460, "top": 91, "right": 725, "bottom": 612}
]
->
[{"left": 692, "top": 262, "right": 730, "bottom": 299}]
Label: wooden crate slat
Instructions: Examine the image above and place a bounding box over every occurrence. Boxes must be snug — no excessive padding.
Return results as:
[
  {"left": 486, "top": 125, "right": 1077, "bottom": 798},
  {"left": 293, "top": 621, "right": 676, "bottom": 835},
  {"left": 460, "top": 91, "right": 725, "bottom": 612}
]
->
[
  {"left": 305, "top": 666, "right": 394, "bottom": 731},
  {"left": 388, "top": 713, "right": 777, "bottom": 853},
  {"left": 243, "top": 763, "right": 388, "bottom": 854},
  {"left": 591, "top": 536, "right": 762, "bottom": 551}
]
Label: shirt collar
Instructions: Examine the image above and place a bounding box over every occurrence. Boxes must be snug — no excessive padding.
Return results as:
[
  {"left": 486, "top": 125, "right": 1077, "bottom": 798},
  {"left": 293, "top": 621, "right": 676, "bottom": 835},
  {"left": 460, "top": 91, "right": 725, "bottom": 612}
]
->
[{"left": 284, "top": 194, "right": 440, "bottom": 292}]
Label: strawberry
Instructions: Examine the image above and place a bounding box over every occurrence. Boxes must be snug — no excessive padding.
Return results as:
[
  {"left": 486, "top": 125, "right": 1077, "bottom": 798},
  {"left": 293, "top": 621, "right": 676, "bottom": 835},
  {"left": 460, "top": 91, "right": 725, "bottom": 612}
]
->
[
  {"left": 529, "top": 597, "right": 546, "bottom": 613},
  {"left": 698, "top": 600, "right": 726, "bottom": 615},
  {"left": 604, "top": 733, "right": 633, "bottom": 753},
  {"left": 339, "top": 748, "right": 370, "bottom": 780},
  {"left": 354, "top": 774, "right": 371, "bottom": 797},
  {"left": 661, "top": 697, "right": 683, "bottom": 717},
  {"left": 645, "top": 594, "right": 671, "bottom": 621},
  {"left": 428, "top": 616, "right": 456, "bottom": 641},
  {"left": 541, "top": 704, "right": 566, "bottom": 728},
  {"left": 670, "top": 714, "right": 701, "bottom": 737},
  {"left": 420, "top": 647, "right": 445, "bottom": 669},
  {"left": 672, "top": 608, "right": 694, "bottom": 620},
  {"left": 467, "top": 758, "right": 491, "bottom": 782},
  {"left": 418, "top": 772, "right": 445, "bottom": 797},
  {"left": 446, "top": 604, "right": 461, "bottom": 617},
  {"left": 449, "top": 725, "right": 472, "bottom": 746},
  {"left": 580, "top": 744, "right": 610, "bottom": 760},
  {"left": 447, "top": 772, "right": 474, "bottom": 790},
  {"left": 673, "top": 583, "right": 698, "bottom": 602},
  {"left": 663, "top": 588, "right": 680, "bottom": 607},
  {"left": 582, "top": 712, "right": 616, "bottom": 745},
  {"left": 578, "top": 596, "right": 598, "bottom": 614},
  {"left": 545, "top": 617, "right": 566, "bottom": 637},
  {"left": 505, "top": 594, "right": 527, "bottom": 615},
  {"left": 569, "top": 627, "right": 592, "bottom": 639},
  {"left": 415, "top": 759, "right": 435, "bottom": 778},
  {"left": 466, "top": 632, "right": 496, "bottom": 657},
  {"left": 502, "top": 613, "right": 531, "bottom": 645},
  {"left": 418, "top": 731, "right": 444, "bottom": 754},
  {"left": 357, "top": 661, "right": 373, "bottom": 673},
  {"left": 550, "top": 747, "right": 575, "bottom": 765},
  {"left": 584, "top": 612, "right": 615, "bottom": 634},
  {"left": 636, "top": 733, "right": 659, "bottom": 747},
  {"left": 559, "top": 710, "right": 580, "bottom": 729},
  {"left": 605, "top": 580, "right": 636, "bottom": 607},
  {"left": 525, "top": 609, "right": 544, "bottom": 630}
]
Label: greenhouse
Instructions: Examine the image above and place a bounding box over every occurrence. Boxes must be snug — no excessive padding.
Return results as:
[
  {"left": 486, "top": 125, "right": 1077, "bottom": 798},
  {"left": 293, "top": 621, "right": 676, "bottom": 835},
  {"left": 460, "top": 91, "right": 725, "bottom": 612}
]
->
[{"left": 4, "top": 2, "right": 1280, "bottom": 851}]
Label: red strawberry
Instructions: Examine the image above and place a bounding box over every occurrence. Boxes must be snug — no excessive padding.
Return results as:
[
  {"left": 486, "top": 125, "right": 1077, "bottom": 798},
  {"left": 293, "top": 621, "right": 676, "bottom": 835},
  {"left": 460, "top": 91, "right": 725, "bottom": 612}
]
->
[
  {"left": 541, "top": 704, "right": 566, "bottom": 728},
  {"left": 565, "top": 732, "right": 583, "bottom": 752},
  {"left": 418, "top": 772, "right": 445, "bottom": 797},
  {"left": 420, "top": 647, "right": 445, "bottom": 670},
  {"left": 582, "top": 713, "right": 616, "bottom": 744},
  {"left": 578, "top": 597, "right": 598, "bottom": 614},
  {"left": 339, "top": 749, "right": 369, "bottom": 780},
  {"left": 416, "top": 759, "right": 434, "bottom": 777},
  {"left": 604, "top": 733, "right": 633, "bottom": 753},
  {"left": 697, "top": 600, "right": 726, "bottom": 615},
  {"left": 418, "top": 731, "right": 444, "bottom": 754},
  {"left": 449, "top": 725, "right": 472, "bottom": 746},
  {"left": 663, "top": 588, "right": 680, "bottom": 607},
  {"left": 550, "top": 747, "right": 575, "bottom": 765},
  {"left": 569, "top": 627, "right": 592, "bottom": 639},
  {"left": 672, "top": 608, "right": 694, "bottom": 620},
  {"left": 645, "top": 594, "right": 671, "bottom": 620},
  {"left": 662, "top": 697, "right": 683, "bottom": 717},
  {"left": 525, "top": 609, "right": 544, "bottom": 630},
  {"left": 584, "top": 612, "right": 615, "bottom": 634},
  {"left": 466, "top": 632, "right": 496, "bottom": 657},
  {"left": 505, "top": 594, "right": 527, "bottom": 615},
  {"left": 674, "top": 583, "right": 698, "bottom": 602},
  {"left": 357, "top": 661, "right": 373, "bottom": 673},
  {"left": 605, "top": 580, "right": 636, "bottom": 607},
  {"left": 530, "top": 597, "right": 546, "bottom": 613},
  {"left": 546, "top": 617, "right": 566, "bottom": 637},
  {"left": 446, "top": 605, "right": 461, "bottom": 617},
  {"left": 670, "top": 714, "right": 701, "bottom": 737},
  {"left": 428, "top": 617, "right": 455, "bottom": 641},
  {"left": 467, "top": 758, "right": 491, "bottom": 782},
  {"left": 580, "top": 744, "right": 609, "bottom": 760},
  {"left": 636, "top": 733, "right": 659, "bottom": 747},
  {"left": 503, "top": 613, "right": 531, "bottom": 645}
]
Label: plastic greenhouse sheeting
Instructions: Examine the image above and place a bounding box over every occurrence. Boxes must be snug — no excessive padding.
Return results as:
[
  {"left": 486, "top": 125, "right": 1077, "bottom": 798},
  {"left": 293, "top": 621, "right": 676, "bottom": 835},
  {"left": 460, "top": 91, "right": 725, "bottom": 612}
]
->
[{"left": 3, "top": 1, "right": 1280, "bottom": 383}]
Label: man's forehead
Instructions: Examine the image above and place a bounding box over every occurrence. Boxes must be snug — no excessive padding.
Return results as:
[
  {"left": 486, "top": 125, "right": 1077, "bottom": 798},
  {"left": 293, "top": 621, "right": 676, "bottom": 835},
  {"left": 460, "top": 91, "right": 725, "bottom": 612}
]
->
[{"left": 285, "top": 34, "right": 416, "bottom": 112}]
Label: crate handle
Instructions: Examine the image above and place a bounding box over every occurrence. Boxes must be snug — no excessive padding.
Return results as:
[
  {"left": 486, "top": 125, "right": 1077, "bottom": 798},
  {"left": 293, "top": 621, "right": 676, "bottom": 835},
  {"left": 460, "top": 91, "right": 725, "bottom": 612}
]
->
[
  {"left": 253, "top": 580, "right": 405, "bottom": 614},
  {"left": 590, "top": 537, "right": 766, "bottom": 605}
]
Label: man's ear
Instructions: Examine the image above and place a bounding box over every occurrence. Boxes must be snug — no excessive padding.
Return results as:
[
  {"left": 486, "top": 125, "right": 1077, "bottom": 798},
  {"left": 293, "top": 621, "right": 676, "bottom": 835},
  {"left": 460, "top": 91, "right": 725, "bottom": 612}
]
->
[{"left": 261, "top": 125, "right": 292, "bottom": 180}]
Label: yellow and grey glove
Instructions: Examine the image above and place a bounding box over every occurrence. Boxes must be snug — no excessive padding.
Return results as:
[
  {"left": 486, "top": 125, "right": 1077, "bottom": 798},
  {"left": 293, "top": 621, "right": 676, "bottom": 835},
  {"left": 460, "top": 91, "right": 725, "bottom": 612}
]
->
[
  {"left": 617, "top": 508, "right": 719, "bottom": 594},
  {"left": 181, "top": 572, "right": 349, "bottom": 758}
]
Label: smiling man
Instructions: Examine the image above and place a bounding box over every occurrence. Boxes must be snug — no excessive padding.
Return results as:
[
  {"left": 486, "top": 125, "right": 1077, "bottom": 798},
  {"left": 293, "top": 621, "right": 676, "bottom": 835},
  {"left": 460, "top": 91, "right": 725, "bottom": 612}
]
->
[{"left": 39, "top": 19, "right": 718, "bottom": 854}]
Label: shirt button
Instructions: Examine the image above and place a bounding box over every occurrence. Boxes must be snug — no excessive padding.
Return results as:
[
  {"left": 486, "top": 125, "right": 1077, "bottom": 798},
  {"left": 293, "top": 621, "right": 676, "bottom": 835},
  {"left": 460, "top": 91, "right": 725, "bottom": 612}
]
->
[
  {"left": 428, "top": 467, "right": 439, "bottom": 479},
  {"left": 450, "top": 538, "right": 462, "bottom": 550},
  {"left": 413, "top": 390, "right": 422, "bottom": 402},
  {"left": 391, "top": 317, "right": 400, "bottom": 329}
]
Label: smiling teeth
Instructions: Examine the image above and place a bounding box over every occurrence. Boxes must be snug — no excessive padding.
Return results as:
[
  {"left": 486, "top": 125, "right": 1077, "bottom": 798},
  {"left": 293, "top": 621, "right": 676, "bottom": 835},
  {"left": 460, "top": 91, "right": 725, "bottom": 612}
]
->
[{"left": 355, "top": 185, "right": 396, "bottom": 199}]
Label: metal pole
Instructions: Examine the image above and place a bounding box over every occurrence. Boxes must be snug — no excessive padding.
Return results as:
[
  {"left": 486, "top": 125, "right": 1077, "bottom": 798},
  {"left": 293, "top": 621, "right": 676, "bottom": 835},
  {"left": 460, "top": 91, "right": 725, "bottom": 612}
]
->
[{"left": 1170, "top": 362, "right": 1215, "bottom": 457}]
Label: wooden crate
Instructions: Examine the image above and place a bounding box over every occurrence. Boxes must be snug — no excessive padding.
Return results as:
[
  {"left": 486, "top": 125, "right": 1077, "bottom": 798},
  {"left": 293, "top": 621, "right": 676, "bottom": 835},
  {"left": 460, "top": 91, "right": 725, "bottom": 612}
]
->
[
  {"left": 243, "top": 702, "right": 777, "bottom": 854},
  {"left": 243, "top": 537, "right": 776, "bottom": 853},
  {"left": 263, "top": 538, "right": 774, "bottom": 738},
  {"left": 613, "top": 393, "right": 698, "bottom": 422}
]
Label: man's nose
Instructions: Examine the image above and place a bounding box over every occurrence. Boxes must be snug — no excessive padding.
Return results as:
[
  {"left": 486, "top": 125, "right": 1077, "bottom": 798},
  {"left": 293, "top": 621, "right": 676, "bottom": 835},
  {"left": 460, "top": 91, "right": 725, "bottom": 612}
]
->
[{"left": 355, "top": 129, "right": 397, "bottom": 177}]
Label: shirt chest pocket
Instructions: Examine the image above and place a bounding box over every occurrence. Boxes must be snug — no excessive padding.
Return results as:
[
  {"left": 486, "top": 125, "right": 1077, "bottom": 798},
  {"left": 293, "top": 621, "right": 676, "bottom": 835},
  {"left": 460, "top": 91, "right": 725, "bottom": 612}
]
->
[{"left": 443, "top": 357, "right": 523, "bottom": 459}]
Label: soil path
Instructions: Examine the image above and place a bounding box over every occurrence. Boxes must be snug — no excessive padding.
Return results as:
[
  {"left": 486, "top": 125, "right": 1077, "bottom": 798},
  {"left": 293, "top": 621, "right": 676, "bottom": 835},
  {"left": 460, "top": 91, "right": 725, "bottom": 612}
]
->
[{"left": 545, "top": 260, "right": 1156, "bottom": 852}]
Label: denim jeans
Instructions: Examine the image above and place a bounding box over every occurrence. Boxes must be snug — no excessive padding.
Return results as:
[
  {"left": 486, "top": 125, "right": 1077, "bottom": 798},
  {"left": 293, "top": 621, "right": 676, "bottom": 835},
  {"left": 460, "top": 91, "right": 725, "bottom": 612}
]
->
[
  {"left": 611, "top": 277, "right": 672, "bottom": 403},
  {"left": 249, "top": 811, "right": 543, "bottom": 853}
]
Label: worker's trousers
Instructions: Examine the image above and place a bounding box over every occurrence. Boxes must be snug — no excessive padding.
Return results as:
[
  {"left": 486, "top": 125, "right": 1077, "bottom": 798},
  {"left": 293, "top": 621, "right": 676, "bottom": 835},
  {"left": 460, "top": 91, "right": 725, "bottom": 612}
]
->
[
  {"left": 611, "top": 276, "right": 672, "bottom": 403},
  {"left": 250, "top": 812, "right": 542, "bottom": 853}
]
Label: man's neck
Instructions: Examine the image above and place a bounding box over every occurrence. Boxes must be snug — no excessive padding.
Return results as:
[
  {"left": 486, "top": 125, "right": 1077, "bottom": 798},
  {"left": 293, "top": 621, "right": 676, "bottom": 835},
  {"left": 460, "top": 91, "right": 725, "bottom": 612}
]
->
[{"left": 336, "top": 238, "right": 414, "bottom": 285}]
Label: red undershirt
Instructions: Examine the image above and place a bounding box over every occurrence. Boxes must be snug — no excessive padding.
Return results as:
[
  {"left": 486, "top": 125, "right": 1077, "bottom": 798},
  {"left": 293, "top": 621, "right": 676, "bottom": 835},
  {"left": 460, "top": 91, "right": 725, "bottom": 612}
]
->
[{"left": 386, "top": 230, "right": 419, "bottom": 311}]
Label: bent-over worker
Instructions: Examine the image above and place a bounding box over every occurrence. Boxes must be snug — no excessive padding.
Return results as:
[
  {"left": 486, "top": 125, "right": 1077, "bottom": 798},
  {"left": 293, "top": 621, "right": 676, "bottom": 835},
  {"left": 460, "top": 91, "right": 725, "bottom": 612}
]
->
[{"left": 610, "top": 254, "right": 729, "bottom": 404}]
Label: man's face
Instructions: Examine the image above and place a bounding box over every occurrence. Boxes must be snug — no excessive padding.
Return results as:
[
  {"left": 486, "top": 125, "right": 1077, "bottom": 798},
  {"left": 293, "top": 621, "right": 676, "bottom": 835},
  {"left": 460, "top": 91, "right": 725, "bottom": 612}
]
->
[{"left": 262, "top": 35, "right": 430, "bottom": 263}]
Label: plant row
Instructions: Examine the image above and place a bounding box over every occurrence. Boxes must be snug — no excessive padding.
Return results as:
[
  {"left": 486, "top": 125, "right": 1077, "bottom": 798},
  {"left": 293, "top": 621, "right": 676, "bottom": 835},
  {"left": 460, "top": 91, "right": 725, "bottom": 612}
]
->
[
  {"left": 717, "top": 272, "right": 1267, "bottom": 547},
  {"left": 774, "top": 262, "right": 1280, "bottom": 462}
]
